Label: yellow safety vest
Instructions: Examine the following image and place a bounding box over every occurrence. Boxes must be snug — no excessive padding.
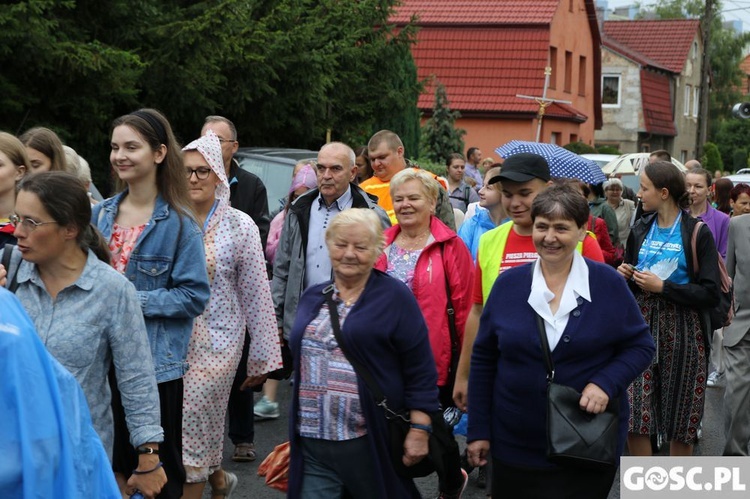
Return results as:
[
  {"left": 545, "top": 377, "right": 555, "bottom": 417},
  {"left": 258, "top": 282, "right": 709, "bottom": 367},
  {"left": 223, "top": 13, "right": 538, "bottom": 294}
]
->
[{"left": 477, "top": 221, "right": 584, "bottom": 304}]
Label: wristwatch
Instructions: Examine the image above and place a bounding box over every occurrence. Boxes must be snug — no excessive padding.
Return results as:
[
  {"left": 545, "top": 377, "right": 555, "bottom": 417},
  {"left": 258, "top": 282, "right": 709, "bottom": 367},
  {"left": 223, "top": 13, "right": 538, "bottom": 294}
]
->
[{"left": 136, "top": 446, "right": 159, "bottom": 455}]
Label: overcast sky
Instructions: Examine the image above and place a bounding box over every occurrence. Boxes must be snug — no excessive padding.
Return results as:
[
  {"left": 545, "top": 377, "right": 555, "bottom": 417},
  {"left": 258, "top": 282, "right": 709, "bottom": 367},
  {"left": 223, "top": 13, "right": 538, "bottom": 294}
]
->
[{"left": 601, "top": 0, "right": 750, "bottom": 31}]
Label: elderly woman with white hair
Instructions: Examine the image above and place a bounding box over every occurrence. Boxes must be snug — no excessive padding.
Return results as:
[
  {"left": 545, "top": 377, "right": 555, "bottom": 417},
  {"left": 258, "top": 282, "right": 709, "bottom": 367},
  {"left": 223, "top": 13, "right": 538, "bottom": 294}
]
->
[
  {"left": 180, "top": 131, "right": 283, "bottom": 499},
  {"left": 605, "top": 177, "right": 636, "bottom": 248},
  {"left": 287, "top": 207, "right": 443, "bottom": 498}
]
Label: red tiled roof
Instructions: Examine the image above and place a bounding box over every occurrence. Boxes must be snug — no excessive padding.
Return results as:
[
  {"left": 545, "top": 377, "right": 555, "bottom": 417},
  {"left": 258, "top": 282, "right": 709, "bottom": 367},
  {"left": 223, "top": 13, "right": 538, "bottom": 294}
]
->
[
  {"left": 603, "top": 20, "right": 699, "bottom": 73},
  {"left": 640, "top": 69, "right": 676, "bottom": 136},
  {"left": 601, "top": 34, "right": 670, "bottom": 73},
  {"left": 413, "top": 27, "right": 583, "bottom": 119},
  {"left": 392, "top": 0, "right": 560, "bottom": 25}
]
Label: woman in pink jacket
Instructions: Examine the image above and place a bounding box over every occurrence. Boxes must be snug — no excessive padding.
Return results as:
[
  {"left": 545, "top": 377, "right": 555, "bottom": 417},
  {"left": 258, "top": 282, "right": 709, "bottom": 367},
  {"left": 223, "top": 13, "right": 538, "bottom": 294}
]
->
[
  {"left": 373, "top": 168, "right": 474, "bottom": 406},
  {"left": 373, "top": 168, "right": 473, "bottom": 497}
]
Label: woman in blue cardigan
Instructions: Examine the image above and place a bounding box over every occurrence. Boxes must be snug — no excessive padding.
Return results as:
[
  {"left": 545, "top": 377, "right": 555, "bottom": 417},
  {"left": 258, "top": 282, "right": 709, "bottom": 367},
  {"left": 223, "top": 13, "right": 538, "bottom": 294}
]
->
[
  {"left": 287, "top": 208, "right": 449, "bottom": 498},
  {"left": 467, "top": 185, "right": 654, "bottom": 498}
]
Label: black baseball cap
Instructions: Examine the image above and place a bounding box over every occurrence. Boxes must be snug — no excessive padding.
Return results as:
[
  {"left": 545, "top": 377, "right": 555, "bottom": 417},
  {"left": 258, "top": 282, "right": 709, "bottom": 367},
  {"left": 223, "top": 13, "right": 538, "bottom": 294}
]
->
[{"left": 489, "top": 153, "right": 550, "bottom": 185}]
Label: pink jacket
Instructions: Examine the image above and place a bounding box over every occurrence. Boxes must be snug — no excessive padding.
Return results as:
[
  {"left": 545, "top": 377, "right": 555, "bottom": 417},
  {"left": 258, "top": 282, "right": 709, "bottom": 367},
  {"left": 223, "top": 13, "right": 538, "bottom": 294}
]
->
[{"left": 374, "top": 216, "right": 474, "bottom": 386}]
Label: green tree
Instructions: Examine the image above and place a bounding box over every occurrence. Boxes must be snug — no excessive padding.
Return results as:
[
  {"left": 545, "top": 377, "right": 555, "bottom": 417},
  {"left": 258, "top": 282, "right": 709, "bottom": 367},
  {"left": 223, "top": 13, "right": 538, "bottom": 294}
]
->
[
  {"left": 732, "top": 148, "right": 747, "bottom": 172},
  {"left": 420, "top": 81, "right": 465, "bottom": 164},
  {"left": 642, "top": 1, "right": 750, "bottom": 140},
  {"left": 713, "top": 118, "right": 750, "bottom": 169},
  {"left": 0, "top": 0, "right": 422, "bottom": 191},
  {"left": 372, "top": 43, "right": 422, "bottom": 158},
  {"left": 701, "top": 141, "right": 724, "bottom": 171}
]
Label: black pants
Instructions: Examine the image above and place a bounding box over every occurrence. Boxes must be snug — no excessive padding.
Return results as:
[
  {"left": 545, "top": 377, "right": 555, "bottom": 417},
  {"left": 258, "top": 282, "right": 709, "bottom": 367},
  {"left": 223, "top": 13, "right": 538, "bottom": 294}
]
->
[
  {"left": 437, "top": 384, "right": 465, "bottom": 493},
  {"left": 492, "top": 459, "right": 617, "bottom": 499},
  {"left": 111, "top": 375, "right": 185, "bottom": 499},
  {"left": 228, "top": 331, "right": 256, "bottom": 445}
]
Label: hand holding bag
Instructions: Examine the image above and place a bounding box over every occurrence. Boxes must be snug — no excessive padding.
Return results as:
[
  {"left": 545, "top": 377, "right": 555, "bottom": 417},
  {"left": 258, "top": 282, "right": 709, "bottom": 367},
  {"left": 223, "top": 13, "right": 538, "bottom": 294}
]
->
[{"left": 535, "top": 313, "right": 619, "bottom": 470}]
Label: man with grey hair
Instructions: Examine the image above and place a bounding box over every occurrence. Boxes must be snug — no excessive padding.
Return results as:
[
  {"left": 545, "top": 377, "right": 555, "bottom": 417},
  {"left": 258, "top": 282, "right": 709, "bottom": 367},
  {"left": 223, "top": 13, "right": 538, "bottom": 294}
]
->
[{"left": 272, "top": 142, "right": 390, "bottom": 343}]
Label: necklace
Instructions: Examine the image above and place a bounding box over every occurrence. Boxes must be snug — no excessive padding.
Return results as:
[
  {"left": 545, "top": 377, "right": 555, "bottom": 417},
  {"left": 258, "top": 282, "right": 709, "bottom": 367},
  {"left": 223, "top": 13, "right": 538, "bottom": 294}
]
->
[
  {"left": 338, "top": 285, "right": 365, "bottom": 307},
  {"left": 397, "top": 230, "right": 430, "bottom": 251}
]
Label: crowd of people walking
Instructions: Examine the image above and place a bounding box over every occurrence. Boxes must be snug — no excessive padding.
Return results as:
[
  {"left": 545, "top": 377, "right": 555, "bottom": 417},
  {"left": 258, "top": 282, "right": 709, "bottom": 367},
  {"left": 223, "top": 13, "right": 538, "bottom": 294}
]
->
[{"left": 1, "top": 110, "right": 749, "bottom": 499}]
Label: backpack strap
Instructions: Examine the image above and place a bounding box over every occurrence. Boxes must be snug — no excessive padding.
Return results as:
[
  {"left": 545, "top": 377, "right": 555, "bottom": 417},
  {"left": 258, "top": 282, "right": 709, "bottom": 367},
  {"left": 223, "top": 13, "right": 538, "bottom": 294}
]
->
[{"left": 691, "top": 221, "right": 702, "bottom": 275}]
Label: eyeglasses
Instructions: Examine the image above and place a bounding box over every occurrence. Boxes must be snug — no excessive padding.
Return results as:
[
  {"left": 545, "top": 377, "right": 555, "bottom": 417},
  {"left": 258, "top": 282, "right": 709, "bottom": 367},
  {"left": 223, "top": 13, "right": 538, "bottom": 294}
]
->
[
  {"left": 185, "top": 167, "right": 212, "bottom": 180},
  {"left": 217, "top": 138, "right": 236, "bottom": 144},
  {"left": 9, "top": 214, "right": 59, "bottom": 231}
]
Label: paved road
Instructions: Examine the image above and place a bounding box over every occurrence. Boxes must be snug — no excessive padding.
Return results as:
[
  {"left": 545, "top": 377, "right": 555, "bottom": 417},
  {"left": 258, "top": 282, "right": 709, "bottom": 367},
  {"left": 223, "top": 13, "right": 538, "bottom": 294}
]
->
[{"left": 204, "top": 379, "right": 727, "bottom": 498}]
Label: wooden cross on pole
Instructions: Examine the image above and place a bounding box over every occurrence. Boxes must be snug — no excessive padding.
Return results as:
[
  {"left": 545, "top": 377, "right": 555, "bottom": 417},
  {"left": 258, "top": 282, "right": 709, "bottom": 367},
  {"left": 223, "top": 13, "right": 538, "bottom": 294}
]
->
[{"left": 516, "top": 66, "right": 572, "bottom": 142}]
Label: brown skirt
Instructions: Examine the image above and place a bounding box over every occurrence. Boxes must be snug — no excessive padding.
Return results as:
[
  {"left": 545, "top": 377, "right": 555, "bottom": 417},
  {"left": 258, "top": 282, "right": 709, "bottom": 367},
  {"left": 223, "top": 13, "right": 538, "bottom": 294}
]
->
[{"left": 628, "top": 291, "right": 707, "bottom": 444}]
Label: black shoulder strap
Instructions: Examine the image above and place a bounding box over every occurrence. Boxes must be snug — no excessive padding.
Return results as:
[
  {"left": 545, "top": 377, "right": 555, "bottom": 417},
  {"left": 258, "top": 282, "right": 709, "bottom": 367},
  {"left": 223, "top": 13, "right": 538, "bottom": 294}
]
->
[
  {"left": 323, "top": 285, "right": 388, "bottom": 405},
  {"left": 2, "top": 244, "right": 19, "bottom": 293},
  {"left": 440, "top": 246, "right": 459, "bottom": 384},
  {"left": 535, "top": 311, "right": 555, "bottom": 383}
]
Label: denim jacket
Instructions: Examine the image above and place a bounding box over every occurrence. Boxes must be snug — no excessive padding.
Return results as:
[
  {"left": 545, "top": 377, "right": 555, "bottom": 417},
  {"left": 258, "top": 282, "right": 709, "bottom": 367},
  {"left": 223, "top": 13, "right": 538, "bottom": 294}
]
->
[{"left": 92, "top": 191, "right": 210, "bottom": 383}]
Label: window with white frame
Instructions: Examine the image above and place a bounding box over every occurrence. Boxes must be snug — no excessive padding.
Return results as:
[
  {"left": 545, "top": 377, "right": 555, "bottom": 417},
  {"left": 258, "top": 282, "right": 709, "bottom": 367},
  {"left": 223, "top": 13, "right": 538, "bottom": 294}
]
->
[
  {"left": 693, "top": 86, "right": 700, "bottom": 117},
  {"left": 684, "top": 85, "right": 691, "bottom": 116},
  {"left": 602, "top": 75, "right": 620, "bottom": 107}
]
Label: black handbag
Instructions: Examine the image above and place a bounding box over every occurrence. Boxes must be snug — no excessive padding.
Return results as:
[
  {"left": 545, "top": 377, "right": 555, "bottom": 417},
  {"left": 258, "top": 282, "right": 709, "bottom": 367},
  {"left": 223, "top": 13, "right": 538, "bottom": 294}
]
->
[
  {"left": 323, "top": 285, "right": 457, "bottom": 479},
  {"left": 535, "top": 313, "right": 619, "bottom": 470}
]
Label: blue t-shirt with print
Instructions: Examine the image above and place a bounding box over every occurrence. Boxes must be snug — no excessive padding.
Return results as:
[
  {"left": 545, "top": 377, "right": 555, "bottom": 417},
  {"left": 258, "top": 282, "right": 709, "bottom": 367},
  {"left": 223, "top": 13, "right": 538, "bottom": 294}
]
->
[{"left": 637, "top": 222, "right": 689, "bottom": 284}]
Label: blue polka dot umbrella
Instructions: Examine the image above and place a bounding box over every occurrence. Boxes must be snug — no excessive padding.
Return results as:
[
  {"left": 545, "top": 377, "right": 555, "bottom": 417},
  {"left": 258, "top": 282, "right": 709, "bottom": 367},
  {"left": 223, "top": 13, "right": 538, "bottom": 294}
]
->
[{"left": 495, "top": 140, "right": 607, "bottom": 184}]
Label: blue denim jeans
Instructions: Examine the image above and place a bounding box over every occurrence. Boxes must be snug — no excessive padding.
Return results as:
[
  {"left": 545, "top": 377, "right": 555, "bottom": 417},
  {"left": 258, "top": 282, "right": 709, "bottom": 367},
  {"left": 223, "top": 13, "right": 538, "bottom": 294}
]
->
[{"left": 300, "top": 436, "right": 380, "bottom": 499}]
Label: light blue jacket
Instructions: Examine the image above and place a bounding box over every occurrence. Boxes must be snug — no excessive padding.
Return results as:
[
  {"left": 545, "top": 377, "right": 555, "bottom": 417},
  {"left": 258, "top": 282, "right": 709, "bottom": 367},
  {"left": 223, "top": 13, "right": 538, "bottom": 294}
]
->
[
  {"left": 1, "top": 288, "right": 120, "bottom": 498},
  {"left": 92, "top": 192, "right": 210, "bottom": 383},
  {"left": 458, "top": 208, "right": 504, "bottom": 261}
]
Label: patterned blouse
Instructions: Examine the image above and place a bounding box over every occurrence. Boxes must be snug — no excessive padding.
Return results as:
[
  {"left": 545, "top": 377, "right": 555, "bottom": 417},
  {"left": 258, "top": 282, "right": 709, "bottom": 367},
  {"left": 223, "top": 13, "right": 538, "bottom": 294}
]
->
[
  {"left": 386, "top": 244, "right": 423, "bottom": 291},
  {"left": 297, "top": 295, "right": 367, "bottom": 441},
  {"left": 109, "top": 223, "right": 146, "bottom": 274}
]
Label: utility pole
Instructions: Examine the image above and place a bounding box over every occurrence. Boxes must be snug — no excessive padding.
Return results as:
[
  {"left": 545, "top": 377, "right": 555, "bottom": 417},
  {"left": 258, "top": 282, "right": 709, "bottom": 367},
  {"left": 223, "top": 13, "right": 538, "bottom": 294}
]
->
[{"left": 696, "top": 0, "right": 714, "bottom": 159}]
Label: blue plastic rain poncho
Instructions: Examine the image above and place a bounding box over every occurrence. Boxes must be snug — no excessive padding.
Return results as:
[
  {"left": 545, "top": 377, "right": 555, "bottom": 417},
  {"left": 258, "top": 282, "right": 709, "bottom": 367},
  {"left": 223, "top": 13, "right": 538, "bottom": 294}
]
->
[{"left": 0, "top": 288, "right": 120, "bottom": 498}]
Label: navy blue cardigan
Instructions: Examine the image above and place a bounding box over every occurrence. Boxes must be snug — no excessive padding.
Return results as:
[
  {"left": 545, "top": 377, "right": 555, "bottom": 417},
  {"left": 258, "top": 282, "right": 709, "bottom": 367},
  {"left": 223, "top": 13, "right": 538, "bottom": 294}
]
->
[
  {"left": 287, "top": 270, "right": 440, "bottom": 498},
  {"left": 467, "top": 259, "right": 655, "bottom": 469}
]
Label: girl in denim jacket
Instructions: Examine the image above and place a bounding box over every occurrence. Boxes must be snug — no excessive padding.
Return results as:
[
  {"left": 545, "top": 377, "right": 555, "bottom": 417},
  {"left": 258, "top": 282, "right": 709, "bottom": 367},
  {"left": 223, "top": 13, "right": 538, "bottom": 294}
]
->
[{"left": 93, "top": 108, "right": 210, "bottom": 499}]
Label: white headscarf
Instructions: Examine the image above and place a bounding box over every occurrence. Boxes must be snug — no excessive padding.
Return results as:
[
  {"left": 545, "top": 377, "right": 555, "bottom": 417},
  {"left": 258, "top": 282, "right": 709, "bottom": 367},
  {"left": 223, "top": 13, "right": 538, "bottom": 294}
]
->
[{"left": 182, "top": 130, "right": 229, "bottom": 204}]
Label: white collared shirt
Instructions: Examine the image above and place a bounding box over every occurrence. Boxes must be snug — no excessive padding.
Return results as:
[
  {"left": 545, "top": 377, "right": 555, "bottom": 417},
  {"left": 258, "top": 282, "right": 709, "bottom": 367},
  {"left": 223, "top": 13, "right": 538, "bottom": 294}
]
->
[{"left": 527, "top": 252, "right": 591, "bottom": 351}]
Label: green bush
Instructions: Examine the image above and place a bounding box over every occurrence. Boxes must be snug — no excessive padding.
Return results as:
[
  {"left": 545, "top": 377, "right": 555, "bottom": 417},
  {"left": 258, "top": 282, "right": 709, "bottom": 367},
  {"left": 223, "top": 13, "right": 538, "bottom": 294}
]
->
[
  {"left": 563, "top": 142, "right": 596, "bottom": 155},
  {"left": 701, "top": 142, "right": 724, "bottom": 172},
  {"left": 597, "top": 145, "right": 621, "bottom": 155},
  {"left": 411, "top": 157, "right": 446, "bottom": 177}
]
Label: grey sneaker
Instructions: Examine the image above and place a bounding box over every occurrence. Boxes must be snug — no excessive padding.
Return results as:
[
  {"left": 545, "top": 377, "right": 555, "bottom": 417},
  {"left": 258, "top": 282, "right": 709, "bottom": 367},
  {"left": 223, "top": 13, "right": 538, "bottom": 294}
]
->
[{"left": 254, "top": 396, "right": 280, "bottom": 419}]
